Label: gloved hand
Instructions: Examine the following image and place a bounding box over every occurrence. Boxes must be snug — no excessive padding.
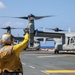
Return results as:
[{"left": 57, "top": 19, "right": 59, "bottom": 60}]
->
[{"left": 23, "top": 28, "right": 29, "bottom": 35}]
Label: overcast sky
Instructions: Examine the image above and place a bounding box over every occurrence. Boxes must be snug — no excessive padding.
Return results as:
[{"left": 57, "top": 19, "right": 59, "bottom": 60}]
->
[{"left": 0, "top": 0, "right": 75, "bottom": 46}]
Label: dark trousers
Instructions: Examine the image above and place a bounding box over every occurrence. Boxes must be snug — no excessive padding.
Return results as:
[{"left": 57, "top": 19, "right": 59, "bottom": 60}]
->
[
  {"left": 3, "top": 73, "right": 18, "bottom": 75},
  {"left": 0, "top": 72, "right": 23, "bottom": 75}
]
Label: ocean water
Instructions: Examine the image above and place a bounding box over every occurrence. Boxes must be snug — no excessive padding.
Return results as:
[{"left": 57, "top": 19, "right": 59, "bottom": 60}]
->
[
  {"left": 40, "top": 46, "right": 54, "bottom": 48},
  {"left": 40, "top": 41, "right": 54, "bottom": 48}
]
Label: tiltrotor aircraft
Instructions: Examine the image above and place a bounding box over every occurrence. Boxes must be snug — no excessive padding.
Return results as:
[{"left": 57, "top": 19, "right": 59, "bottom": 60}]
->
[
  {"left": 0, "top": 14, "right": 54, "bottom": 50},
  {"left": 0, "top": 26, "right": 41, "bottom": 50},
  {"left": 39, "top": 27, "right": 75, "bottom": 53},
  {"left": 1, "top": 14, "right": 75, "bottom": 53}
]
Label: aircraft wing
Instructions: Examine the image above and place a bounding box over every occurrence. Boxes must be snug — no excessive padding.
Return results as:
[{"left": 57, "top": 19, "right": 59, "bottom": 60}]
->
[
  {"left": 36, "top": 37, "right": 54, "bottom": 41},
  {"left": 35, "top": 30, "right": 65, "bottom": 38},
  {"left": 13, "top": 30, "right": 65, "bottom": 42}
]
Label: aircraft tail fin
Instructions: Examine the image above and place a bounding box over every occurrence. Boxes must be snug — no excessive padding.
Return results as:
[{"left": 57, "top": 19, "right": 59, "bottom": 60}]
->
[{"left": 68, "top": 27, "right": 71, "bottom": 32}]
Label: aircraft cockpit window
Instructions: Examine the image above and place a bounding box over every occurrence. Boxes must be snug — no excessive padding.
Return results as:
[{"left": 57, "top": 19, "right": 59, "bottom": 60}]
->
[
  {"left": 67, "top": 37, "right": 70, "bottom": 45},
  {"left": 71, "top": 38, "right": 74, "bottom": 43}
]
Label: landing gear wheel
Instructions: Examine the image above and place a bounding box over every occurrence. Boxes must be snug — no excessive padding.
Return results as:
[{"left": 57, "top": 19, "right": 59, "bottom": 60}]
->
[{"left": 54, "top": 50, "right": 59, "bottom": 54}]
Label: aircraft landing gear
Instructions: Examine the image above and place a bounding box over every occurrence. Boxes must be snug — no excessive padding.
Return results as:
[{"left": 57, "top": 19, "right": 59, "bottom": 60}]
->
[{"left": 54, "top": 50, "right": 59, "bottom": 54}]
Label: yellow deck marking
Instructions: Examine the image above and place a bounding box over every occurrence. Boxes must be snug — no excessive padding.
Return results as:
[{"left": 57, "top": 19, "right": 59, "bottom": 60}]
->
[{"left": 44, "top": 70, "right": 75, "bottom": 73}]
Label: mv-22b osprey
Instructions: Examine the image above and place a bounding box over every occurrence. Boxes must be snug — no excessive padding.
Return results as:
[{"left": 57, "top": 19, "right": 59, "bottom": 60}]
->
[
  {"left": 39, "top": 27, "right": 75, "bottom": 54},
  {"left": 0, "top": 14, "right": 53, "bottom": 50},
  {"left": 1, "top": 14, "right": 75, "bottom": 53}
]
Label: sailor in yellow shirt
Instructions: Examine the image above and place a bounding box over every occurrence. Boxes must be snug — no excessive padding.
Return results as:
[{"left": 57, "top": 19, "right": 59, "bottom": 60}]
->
[{"left": 0, "top": 28, "right": 29, "bottom": 75}]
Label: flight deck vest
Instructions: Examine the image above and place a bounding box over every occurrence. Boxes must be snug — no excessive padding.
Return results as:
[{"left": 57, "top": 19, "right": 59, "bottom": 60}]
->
[{"left": 0, "top": 46, "right": 23, "bottom": 73}]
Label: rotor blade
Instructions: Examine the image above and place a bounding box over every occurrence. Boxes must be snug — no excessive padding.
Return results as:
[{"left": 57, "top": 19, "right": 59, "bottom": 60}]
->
[
  {"left": 0, "top": 16, "right": 28, "bottom": 19},
  {"left": 45, "top": 28, "right": 53, "bottom": 30},
  {"left": 10, "top": 28, "right": 24, "bottom": 29},
  {"left": 40, "top": 27, "right": 55, "bottom": 31},
  {"left": 0, "top": 14, "right": 54, "bottom": 20},
  {"left": 0, "top": 28, "right": 7, "bottom": 29},
  {"left": 12, "top": 17, "right": 28, "bottom": 19},
  {"left": 34, "top": 15, "right": 54, "bottom": 20},
  {"left": 43, "top": 27, "right": 66, "bottom": 32},
  {"left": 0, "top": 27, "right": 24, "bottom": 30}
]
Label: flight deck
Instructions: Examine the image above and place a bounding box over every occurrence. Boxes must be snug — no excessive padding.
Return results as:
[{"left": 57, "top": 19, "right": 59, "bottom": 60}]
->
[{"left": 20, "top": 50, "right": 75, "bottom": 75}]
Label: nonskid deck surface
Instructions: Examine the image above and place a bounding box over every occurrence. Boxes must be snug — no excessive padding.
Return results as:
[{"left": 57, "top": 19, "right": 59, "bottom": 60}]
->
[{"left": 21, "top": 50, "right": 75, "bottom": 75}]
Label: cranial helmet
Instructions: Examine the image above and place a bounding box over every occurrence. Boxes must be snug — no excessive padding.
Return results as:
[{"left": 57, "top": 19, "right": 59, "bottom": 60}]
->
[{"left": 1, "top": 33, "right": 14, "bottom": 45}]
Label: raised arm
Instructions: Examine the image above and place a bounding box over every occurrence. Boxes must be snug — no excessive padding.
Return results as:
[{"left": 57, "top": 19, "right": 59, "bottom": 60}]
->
[{"left": 13, "top": 33, "right": 29, "bottom": 56}]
